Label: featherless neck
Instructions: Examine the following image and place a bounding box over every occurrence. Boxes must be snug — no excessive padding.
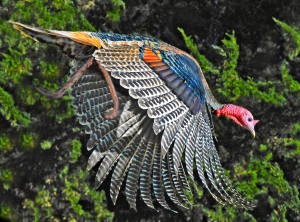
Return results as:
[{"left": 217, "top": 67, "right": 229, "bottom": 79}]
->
[
  {"left": 215, "top": 104, "right": 244, "bottom": 117},
  {"left": 215, "top": 104, "right": 250, "bottom": 127}
]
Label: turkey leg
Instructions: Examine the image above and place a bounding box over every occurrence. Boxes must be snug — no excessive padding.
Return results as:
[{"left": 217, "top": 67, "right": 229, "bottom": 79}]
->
[
  {"left": 95, "top": 60, "right": 119, "bottom": 120},
  {"left": 37, "top": 57, "right": 94, "bottom": 99},
  {"left": 37, "top": 56, "right": 119, "bottom": 119}
]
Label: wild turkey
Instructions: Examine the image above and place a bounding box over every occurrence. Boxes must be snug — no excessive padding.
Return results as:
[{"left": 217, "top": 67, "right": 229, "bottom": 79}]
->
[{"left": 11, "top": 22, "right": 258, "bottom": 211}]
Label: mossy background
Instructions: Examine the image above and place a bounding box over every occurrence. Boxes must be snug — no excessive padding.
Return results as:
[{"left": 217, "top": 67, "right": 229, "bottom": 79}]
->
[{"left": 0, "top": 0, "right": 299, "bottom": 221}]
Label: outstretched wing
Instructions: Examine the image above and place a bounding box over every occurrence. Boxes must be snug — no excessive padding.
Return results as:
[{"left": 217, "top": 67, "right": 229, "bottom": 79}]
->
[
  {"left": 11, "top": 22, "right": 254, "bottom": 210},
  {"left": 85, "top": 35, "right": 254, "bottom": 209}
]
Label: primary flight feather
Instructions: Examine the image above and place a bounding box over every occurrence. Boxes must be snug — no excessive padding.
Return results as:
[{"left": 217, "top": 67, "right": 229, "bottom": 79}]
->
[{"left": 10, "top": 21, "right": 259, "bottom": 211}]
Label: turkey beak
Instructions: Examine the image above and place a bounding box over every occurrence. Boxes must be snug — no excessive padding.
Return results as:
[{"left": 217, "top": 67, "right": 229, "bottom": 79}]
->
[
  {"left": 249, "top": 127, "right": 256, "bottom": 138},
  {"left": 246, "top": 120, "right": 259, "bottom": 138},
  {"left": 245, "top": 126, "right": 256, "bottom": 138}
]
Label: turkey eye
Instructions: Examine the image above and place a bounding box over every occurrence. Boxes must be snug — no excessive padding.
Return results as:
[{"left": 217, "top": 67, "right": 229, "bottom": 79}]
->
[{"left": 247, "top": 117, "right": 253, "bottom": 122}]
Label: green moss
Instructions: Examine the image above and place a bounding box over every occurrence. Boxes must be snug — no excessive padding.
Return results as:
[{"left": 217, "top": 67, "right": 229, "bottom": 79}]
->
[
  {"left": 291, "top": 123, "right": 300, "bottom": 135},
  {"left": 271, "top": 204, "right": 288, "bottom": 222},
  {"left": 0, "top": 45, "right": 32, "bottom": 85},
  {"left": 281, "top": 62, "right": 300, "bottom": 94},
  {"left": 5, "top": 1, "right": 95, "bottom": 31},
  {"left": 259, "top": 144, "right": 267, "bottom": 151},
  {"left": 0, "top": 0, "right": 95, "bottom": 128},
  {"left": 203, "top": 206, "right": 236, "bottom": 222},
  {"left": 217, "top": 32, "right": 285, "bottom": 104},
  {"left": 19, "top": 132, "right": 36, "bottom": 149},
  {"left": 274, "top": 19, "right": 300, "bottom": 100},
  {"left": 0, "top": 135, "right": 12, "bottom": 153},
  {"left": 69, "top": 139, "right": 82, "bottom": 163},
  {"left": 283, "top": 138, "right": 300, "bottom": 157},
  {"left": 0, "top": 1, "right": 115, "bottom": 221},
  {"left": 60, "top": 166, "right": 114, "bottom": 221},
  {"left": 233, "top": 151, "right": 300, "bottom": 220},
  {"left": 40, "top": 140, "right": 52, "bottom": 150},
  {"left": 23, "top": 165, "right": 113, "bottom": 221},
  {"left": 54, "top": 96, "right": 75, "bottom": 123},
  {"left": 107, "top": 0, "right": 126, "bottom": 24},
  {"left": 273, "top": 18, "right": 300, "bottom": 59},
  {"left": 0, "top": 204, "right": 14, "bottom": 221},
  {"left": 201, "top": 149, "right": 300, "bottom": 221},
  {"left": 39, "top": 91, "right": 61, "bottom": 110},
  {"left": 64, "top": 177, "right": 92, "bottom": 218},
  {"left": 24, "top": 188, "right": 58, "bottom": 222},
  {"left": 35, "top": 189, "right": 53, "bottom": 214},
  {"left": 24, "top": 198, "right": 40, "bottom": 222},
  {"left": 203, "top": 205, "right": 258, "bottom": 222},
  {"left": 0, "top": 86, "right": 31, "bottom": 126},
  {"left": 282, "top": 124, "right": 300, "bottom": 159},
  {"left": 0, "top": 169, "right": 14, "bottom": 190},
  {"left": 17, "top": 86, "right": 41, "bottom": 106},
  {"left": 39, "top": 61, "right": 60, "bottom": 81},
  {"left": 178, "top": 27, "right": 219, "bottom": 75}
]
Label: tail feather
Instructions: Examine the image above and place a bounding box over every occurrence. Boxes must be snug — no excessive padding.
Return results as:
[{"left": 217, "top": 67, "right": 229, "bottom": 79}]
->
[{"left": 10, "top": 21, "right": 100, "bottom": 57}]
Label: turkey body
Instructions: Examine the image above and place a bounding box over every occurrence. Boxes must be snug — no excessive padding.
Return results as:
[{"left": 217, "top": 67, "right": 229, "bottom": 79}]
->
[{"left": 11, "top": 22, "right": 255, "bottom": 211}]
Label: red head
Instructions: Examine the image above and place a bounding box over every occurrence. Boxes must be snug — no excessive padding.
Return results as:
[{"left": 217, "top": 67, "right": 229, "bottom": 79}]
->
[{"left": 215, "top": 104, "right": 259, "bottom": 137}]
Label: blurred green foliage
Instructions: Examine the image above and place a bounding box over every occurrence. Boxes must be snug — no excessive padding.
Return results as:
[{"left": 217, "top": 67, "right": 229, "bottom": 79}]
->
[
  {"left": 69, "top": 139, "right": 82, "bottom": 163},
  {"left": 0, "top": 169, "right": 14, "bottom": 191},
  {"left": 200, "top": 146, "right": 300, "bottom": 221},
  {"left": 0, "top": 204, "right": 14, "bottom": 222},
  {"left": 274, "top": 19, "right": 300, "bottom": 96},
  {"left": 281, "top": 62, "right": 300, "bottom": 94},
  {"left": 23, "top": 139, "right": 112, "bottom": 221},
  {"left": 0, "top": 134, "right": 12, "bottom": 153},
  {"left": 40, "top": 140, "right": 52, "bottom": 150},
  {"left": 24, "top": 168, "right": 113, "bottom": 222},
  {"left": 185, "top": 179, "right": 203, "bottom": 206},
  {"left": 0, "top": 86, "right": 31, "bottom": 126},
  {"left": 237, "top": 152, "right": 299, "bottom": 221},
  {"left": 19, "top": 132, "right": 36, "bottom": 149},
  {"left": 217, "top": 33, "right": 286, "bottom": 104},
  {"left": 24, "top": 189, "right": 56, "bottom": 222},
  {"left": 0, "top": 0, "right": 95, "bottom": 125},
  {"left": 107, "top": 0, "right": 126, "bottom": 24},
  {"left": 273, "top": 18, "right": 300, "bottom": 59},
  {"left": 282, "top": 123, "right": 300, "bottom": 159},
  {"left": 60, "top": 166, "right": 114, "bottom": 221}
]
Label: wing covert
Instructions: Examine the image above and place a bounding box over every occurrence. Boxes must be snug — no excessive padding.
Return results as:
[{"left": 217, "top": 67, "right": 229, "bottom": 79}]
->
[{"left": 92, "top": 45, "right": 190, "bottom": 136}]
